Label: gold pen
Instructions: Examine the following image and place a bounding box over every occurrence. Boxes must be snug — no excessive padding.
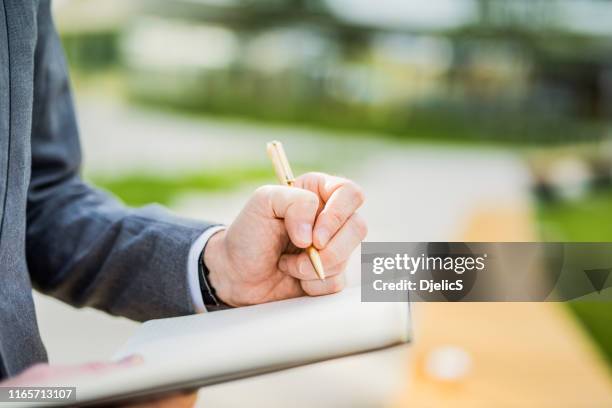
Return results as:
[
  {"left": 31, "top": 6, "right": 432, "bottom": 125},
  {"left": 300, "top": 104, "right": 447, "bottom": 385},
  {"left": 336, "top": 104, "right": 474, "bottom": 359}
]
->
[{"left": 266, "top": 141, "right": 326, "bottom": 281}]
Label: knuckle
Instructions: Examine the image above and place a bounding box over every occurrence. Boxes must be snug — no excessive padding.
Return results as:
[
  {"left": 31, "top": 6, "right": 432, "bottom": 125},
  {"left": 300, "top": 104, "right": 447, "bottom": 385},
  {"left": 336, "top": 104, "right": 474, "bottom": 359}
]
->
[
  {"left": 284, "top": 189, "right": 318, "bottom": 212},
  {"left": 300, "top": 261, "right": 315, "bottom": 279},
  {"left": 288, "top": 256, "right": 299, "bottom": 275},
  {"left": 296, "top": 172, "right": 320, "bottom": 190},
  {"left": 326, "top": 209, "right": 345, "bottom": 228},
  {"left": 324, "top": 245, "right": 341, "bottom": 265},
  {"left": 253, "top": 185, "right": 276, "bottom": 201},
  {"left": 302, "top": 190, "right": 320, "bottom": 208},
  {"left": 328, "top": 276, "right": 345, "bottom": 293},
  {"left": 348, "top": 181, "right": 365, "bottom": 204},
  {"left": 254, "top": 185, "right": 268, "bottom": 196},
  {"left": 296, "top": 258, "right": 307, "bottom": 278},
  {"left": 250, "top": 186, "right": 273, "bottom": 214},
  {"left": 303, "top": 171, "right": 323, "bottom": 179},
  {"left": 300, "top": 281, "right": 317, "bottom": 296},
  {"left": 352, "top": 214, "right": 368, "bottom": 239},
  {"left": 331, "top": 261, "right": 348, "bottom": 275}
]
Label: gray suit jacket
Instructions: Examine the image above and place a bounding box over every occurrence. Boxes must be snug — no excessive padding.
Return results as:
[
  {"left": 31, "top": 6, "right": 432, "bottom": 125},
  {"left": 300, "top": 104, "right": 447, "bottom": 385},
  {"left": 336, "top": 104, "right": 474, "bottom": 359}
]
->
[{"left": 0, "top": 0, "right": 213, "bottom": 379}]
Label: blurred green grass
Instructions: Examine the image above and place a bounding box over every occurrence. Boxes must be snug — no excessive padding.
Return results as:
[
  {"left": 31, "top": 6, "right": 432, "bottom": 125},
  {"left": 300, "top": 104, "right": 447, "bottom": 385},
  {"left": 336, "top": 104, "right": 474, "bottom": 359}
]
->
[
  {"left": 537, "top": 191, "right": 612, "bottom": 368},
  {"left": 538, "top": 191, "right": 612, "bottom": 241},
  {"left": 89, "top": 166, "right": 274, "bottom": 207},
  {"left": 568, "top": 303, "right": 612, "bottom": 367}
]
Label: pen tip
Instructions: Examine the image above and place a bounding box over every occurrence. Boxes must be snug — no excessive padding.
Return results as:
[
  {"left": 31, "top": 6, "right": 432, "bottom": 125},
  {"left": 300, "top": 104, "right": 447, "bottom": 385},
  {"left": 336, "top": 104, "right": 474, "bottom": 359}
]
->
[{"left": 306, "top": 247, "right": 325, "bottom": 280}]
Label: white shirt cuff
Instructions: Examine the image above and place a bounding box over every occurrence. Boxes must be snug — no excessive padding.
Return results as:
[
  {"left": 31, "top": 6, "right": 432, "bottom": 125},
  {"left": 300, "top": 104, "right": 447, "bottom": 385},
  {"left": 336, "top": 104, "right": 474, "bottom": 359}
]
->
[{"left": 187, "top": 226, "right": 226, "bottom": 313}]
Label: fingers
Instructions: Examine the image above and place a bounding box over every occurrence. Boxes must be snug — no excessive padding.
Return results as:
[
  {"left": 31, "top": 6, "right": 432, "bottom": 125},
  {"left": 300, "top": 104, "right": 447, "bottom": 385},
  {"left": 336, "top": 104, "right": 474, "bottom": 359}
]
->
[
  {"left": 278, "top": 213, "right": 367, "bottom": 288},
  {"left": 3, "top": 357, "right": 144, "bottom": 387},
  {"left": 259, "top": 274, "right": 305, "bottom": 303},
  {"left": 319, "top": 213, "right": 368, "bottom": 265},
  {"left": 301, "top": 273, "right": 346, "bottom": 296},
  {"left": 279, "top": 252, "right": 347, "bottom": 280},
  {"left": 252, "top": 174, "right": 366, "bottom": 299},
  {"left": 255, "top": 185, "right": 319, "bottom": 248},
  {"left": 254, "top": 174, "right": 365, "bottom": 250},
  {"left": 313, "top": 181, "right": 364, "bottom": 248},
  {"left": 71, "top": 355, "right": 143, "bottom": 376},
  {"left": 295, "top": 173, "right": 365, "bottom": 248}
]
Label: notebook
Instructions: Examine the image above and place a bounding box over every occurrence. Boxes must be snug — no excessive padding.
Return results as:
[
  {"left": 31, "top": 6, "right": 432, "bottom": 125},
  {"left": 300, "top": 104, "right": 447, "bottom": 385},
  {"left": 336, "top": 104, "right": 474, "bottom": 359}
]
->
[{"left": 28, "top": 287, "right": 410, "bottom": 407}]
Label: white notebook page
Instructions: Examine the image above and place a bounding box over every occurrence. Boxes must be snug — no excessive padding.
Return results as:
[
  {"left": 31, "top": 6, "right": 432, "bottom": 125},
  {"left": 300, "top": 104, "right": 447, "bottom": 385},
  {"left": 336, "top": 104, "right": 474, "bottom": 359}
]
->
[{"left": 28, "top": 287, "right": 410, "bottom": 406}]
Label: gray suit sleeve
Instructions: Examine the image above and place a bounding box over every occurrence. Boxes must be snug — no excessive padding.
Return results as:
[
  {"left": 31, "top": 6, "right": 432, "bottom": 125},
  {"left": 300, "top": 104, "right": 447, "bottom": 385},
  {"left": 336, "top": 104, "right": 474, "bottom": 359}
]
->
[{"left": 26, "top": 0, "right": 211, "bottom": 321}]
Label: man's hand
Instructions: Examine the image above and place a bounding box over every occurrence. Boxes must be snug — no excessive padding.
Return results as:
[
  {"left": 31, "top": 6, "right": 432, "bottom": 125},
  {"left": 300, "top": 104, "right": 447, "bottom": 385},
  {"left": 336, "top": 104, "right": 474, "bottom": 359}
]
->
[
  {"left": 204, "top": 172, "right": 367, "bottom": 306},
  {"left": 1, "top": 358, "right": 197, "bottom": 408}
]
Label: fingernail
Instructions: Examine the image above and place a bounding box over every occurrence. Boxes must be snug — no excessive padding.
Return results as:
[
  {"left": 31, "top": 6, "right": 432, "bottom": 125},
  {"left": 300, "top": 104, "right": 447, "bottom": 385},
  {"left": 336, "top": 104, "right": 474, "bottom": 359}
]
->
[
  {"left": 278, "top": 257, "right": 288, "bottom": 272},
  {"left": 298, "top": 223, "right": 312, "bottom": 245},
  {"left": 316, "top": 227, "right": 331, "bottom": 247}
]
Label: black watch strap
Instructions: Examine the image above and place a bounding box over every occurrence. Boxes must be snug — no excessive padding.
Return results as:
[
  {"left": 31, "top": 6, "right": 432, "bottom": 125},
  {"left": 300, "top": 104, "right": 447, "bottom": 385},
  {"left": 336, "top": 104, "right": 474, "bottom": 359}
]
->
[{"left": 198, "top": 253, "right": 231, "bottom": 311}]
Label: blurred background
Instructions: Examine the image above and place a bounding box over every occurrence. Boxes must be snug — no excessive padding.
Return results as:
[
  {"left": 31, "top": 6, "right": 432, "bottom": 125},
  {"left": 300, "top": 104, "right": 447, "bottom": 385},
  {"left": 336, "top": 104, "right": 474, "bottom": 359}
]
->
[{"left": 33, "top": 0, "right": 612, "bottom": 406}]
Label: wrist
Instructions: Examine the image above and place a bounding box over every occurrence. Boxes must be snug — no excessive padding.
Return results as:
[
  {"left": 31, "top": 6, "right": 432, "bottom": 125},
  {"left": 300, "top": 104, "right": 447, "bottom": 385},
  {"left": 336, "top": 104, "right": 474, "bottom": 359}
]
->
[{"left": 202, "top": 229, "right": 237, "bottom": 307}]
